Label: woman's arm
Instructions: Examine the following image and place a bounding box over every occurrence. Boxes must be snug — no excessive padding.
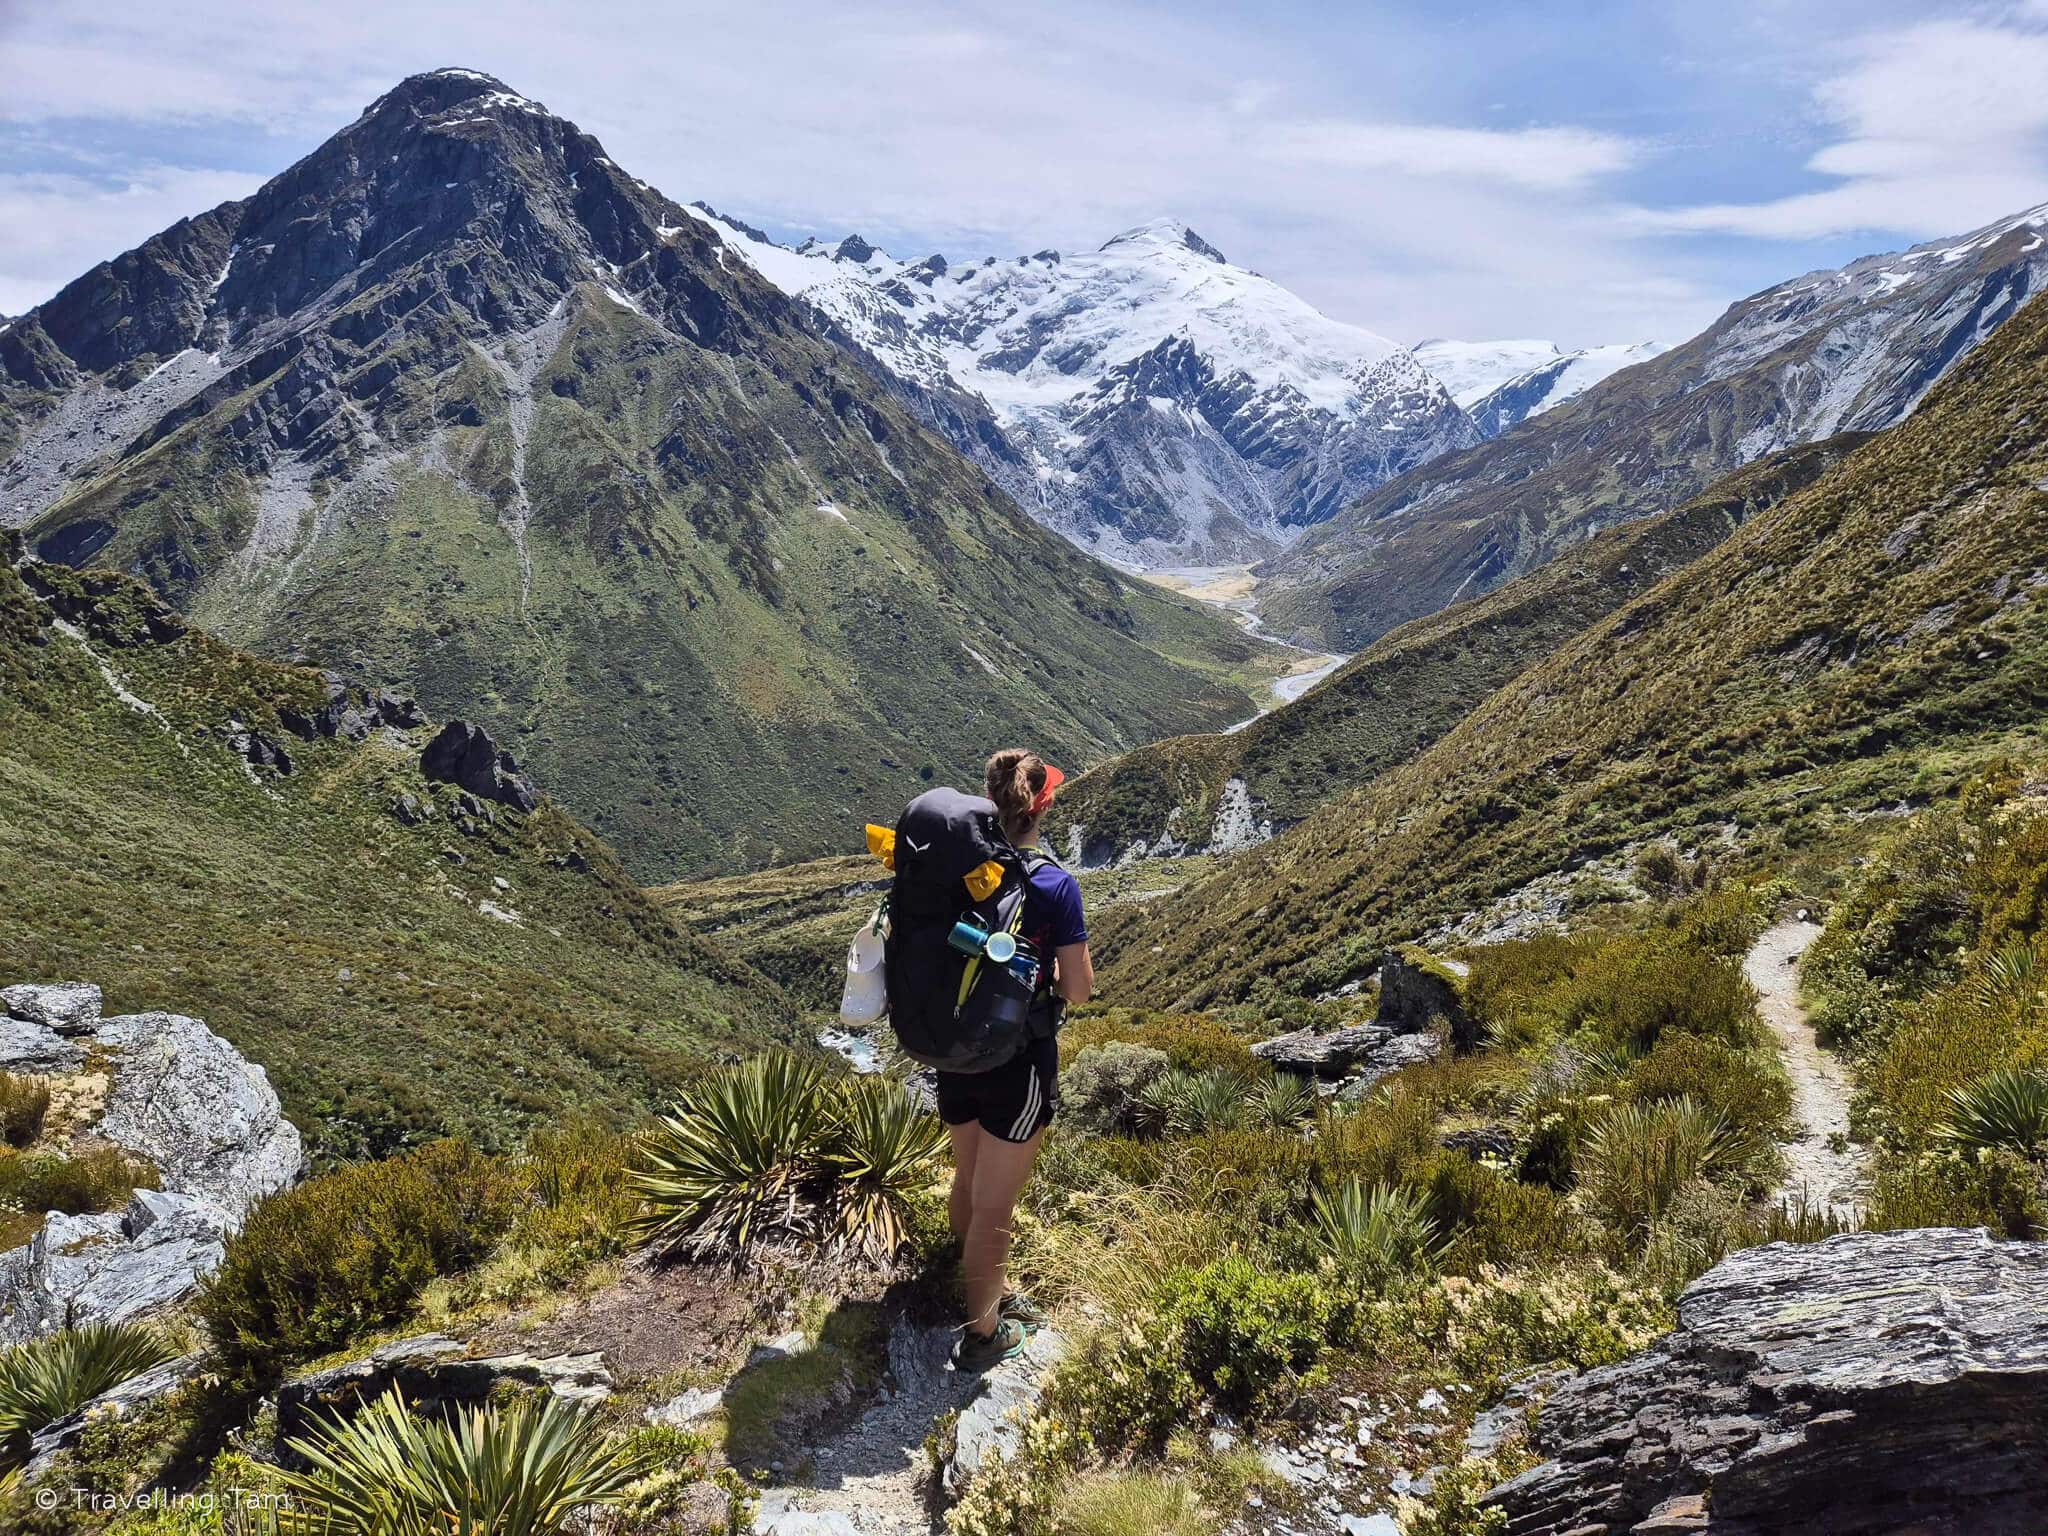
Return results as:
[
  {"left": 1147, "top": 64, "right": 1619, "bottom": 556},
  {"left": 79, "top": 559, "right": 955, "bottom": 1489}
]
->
[{"left": 1053, "top": 941, "right": 1094, "bottom": 1004}]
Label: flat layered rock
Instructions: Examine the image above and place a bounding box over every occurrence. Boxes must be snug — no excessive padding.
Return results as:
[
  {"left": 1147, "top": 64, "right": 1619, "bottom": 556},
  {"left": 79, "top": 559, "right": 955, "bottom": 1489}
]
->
[
  {"left": 1254, "top": 1023, "right": 1395, "bottom": 1077},
  {"left": 1487, "top": 1228, "right": 2048, "bottom": 1535}
]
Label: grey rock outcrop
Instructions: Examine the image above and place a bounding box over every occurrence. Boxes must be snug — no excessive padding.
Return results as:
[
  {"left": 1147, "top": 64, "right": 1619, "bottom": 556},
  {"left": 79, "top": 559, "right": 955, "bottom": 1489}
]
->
[
  {"left": 277, "top": 1333, "right": 612, "bottom": 1447},
  {"left": 1255, "top": 1022, "right": 1396, "bottom": 1077},
  {"left": 1374, "top": 947, "right": 1476, "bottom": 1050},
  {"left": 0, "top": 1018, "right": 86, "bottom": 1073},
  {"left": 1486, "top": 1228, "right": 2048, "bottom": 1535},
  {"left": 92, "top": 1010, "right": 301, "bottom": 1219},
  {"left": 0, "top": 1191, "right": 235, "bottom": 1344},
  {"left": 420, "top": 720, "right": 539, "bottom": 813},
  {"left": 0, "top": 985, "right": 302, "bottom": 1340}
]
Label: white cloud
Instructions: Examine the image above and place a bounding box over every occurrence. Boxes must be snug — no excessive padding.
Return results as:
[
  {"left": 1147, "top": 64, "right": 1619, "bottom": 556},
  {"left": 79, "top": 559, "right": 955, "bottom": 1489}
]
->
[
  {"left": 1645, "top": 17, "right": 2048, "bottom": 240},
  {"left": 0, "top": 166, "right": 263, "bottom": 316},
  {"left": 1258, "top": 120, "right": 1638, "bottom": 191}
]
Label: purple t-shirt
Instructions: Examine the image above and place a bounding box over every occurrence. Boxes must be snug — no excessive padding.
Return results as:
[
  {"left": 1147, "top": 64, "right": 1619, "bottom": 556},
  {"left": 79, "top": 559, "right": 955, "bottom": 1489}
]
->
[{"left": 1024, "top": 860, "right": 1087, "bottom": 956}]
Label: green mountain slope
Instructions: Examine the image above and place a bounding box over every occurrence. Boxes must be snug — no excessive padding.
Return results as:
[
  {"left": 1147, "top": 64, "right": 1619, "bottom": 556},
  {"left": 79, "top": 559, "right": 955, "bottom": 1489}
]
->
[
  {"left": 3, "top": 70, "right": 1278, "bottom": 880},
  {"left": 1099, "top": 289, "right": 2048, "bottom": 1006},
  {"left": 0, "top": 552, "right": 797, "bottom": 1159},
  {"left": 1050, "top": 436, "right": 1864, "bottom": 864}
]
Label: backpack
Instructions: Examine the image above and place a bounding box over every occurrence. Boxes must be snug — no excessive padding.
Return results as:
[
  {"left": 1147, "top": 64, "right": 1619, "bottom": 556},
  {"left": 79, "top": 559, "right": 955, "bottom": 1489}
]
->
[{"left": 881, "top": 787, "right": 1059, "bottom": 1074}]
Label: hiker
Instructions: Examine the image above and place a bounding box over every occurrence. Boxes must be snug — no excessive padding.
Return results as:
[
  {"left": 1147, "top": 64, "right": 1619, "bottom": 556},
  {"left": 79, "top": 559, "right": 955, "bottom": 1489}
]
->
[
  {"left": 865, "top": 750, "right": 1093, "bottom": 1371},
  {"left": 939, "top": 750, "right": 1091, "bottom": 1369}
]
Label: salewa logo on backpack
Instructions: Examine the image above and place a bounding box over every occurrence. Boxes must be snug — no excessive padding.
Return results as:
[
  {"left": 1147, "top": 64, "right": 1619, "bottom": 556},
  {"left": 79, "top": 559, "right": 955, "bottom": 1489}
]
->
[{"left": 879, "top": 787, "right": 1045, "bottom": 1076}]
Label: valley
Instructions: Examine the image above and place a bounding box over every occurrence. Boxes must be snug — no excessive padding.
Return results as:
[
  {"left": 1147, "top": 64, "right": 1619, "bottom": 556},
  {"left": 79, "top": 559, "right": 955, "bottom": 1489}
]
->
[{"left": 3, "top": 43, "right": 2048, "bottom": 1536}]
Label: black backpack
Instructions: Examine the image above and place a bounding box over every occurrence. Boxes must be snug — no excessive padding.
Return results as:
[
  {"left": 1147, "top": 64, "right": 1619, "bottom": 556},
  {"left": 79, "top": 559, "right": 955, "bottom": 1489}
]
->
[{"left": 883, "top": 787, "right": 1058, "bottom": 1074}]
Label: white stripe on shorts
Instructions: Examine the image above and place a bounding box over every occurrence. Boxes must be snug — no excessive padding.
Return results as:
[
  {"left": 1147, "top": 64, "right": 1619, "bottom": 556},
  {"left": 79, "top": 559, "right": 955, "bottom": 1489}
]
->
[{"left": 1008, "top": 1063, "right": 1041, "bottom": 1141}]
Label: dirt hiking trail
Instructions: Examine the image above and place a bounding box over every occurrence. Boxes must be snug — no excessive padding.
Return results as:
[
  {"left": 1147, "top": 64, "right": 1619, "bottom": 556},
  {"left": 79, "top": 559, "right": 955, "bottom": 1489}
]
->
[{"left": 1743, "top": 918, "right": 1867, "bottom": 1216}]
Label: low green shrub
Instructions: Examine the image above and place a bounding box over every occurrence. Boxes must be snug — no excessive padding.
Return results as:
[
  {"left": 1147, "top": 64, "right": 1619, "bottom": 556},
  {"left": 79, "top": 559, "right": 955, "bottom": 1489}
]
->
[
  {"left": 1869, "top": 1147, "right": 2045, "bottom": 1237},
  {"left": 0, "top": 1073, "right": 49, "bottom": 1149},
  {"left": 1423, "top": 1153, "right": 1579, "bottom": 1268},
  {"left": 0, "top": 1145, "right": 157, "bottom": 1216},
  {"left": 1059, "top": 1009, "right": 1261, "bottom": 1076},
  {"left": 199, "top": 1139, "right": 521, "bottom": 1383},
  {"left": 1062, "top": 1256, "right": 1343, "bottom": 1450},
  {"left": 1360, "top": 1263, "right": 1671, "bottom": 1392},
  {"left": 1625, "top": 1034, "right": 1791, "bottom": 1143},
  {"left": 1063, "top": 1043, "right": 1170, "bottom": 1136},
  {"left": 1249, "top": 1073, "right": 1317, "bottom": 1130}
]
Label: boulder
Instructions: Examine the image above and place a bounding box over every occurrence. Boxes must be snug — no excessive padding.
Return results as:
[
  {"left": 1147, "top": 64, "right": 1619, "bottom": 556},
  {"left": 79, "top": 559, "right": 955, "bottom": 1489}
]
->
[
  {"left": 1486, "top": 1228, "right": 2048, "bottom": 1535},
  {"left": 25, "top": 1351, "right": 204, "bottom": 1477},
  {"left": 94, "top": 1011, "right": 302, "bottom": 1219},
  {"left": 1254, "top": 1023, "right": 1395, "bottom": 1078},
  {"left": 420, "top": 720, "right": 539, "bottom": 813},
  {"left": 0, "top": 1190, "right": 234, "bottom": 1344},
  {"left": 1442, "top": 1124, "right": 1517, "bottom": 1161},
  {"left": 2, "top": 981, "right": 102, "bottom": 1033},
  {"left": 0, "top": 986, "right": 303, "bottom": 1339},
  {"left": 1374, "top": 946, "right": 1477, "bottom": 1050},
  {"left": 1331, "top": 1033, "right": 1446, "bottom": 1101},
  {"left": 277, "top": 1333, "right": 612, "bottom": 1447}
]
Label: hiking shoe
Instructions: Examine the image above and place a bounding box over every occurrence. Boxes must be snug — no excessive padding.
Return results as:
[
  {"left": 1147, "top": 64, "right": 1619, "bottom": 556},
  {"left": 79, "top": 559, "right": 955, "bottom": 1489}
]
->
[
  {"left": 1000, "top": 1292, "right": 1050, "bottom": 1333},
  {"left": 951, "top": 1317, "right": 1027, "bottom": 1373}
]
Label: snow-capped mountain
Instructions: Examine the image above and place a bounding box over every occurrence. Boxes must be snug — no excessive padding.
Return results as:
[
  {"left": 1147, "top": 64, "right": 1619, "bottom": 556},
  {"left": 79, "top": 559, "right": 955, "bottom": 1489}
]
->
[
  {"left": 689, "top": 210, "right": 1480, "bottom": 566},
  {"left": 1264, "top": 197, "right": 2048, "bottom": 650},
  {"left": 1408, "top": 339, "right": 1561, "bottom": 408},
  {"left": 1467, "top": 341, "right": 1668, "bottom": 437},
  {"left": 1411, "top": 338, "right": 1669, "bottom": 437}
]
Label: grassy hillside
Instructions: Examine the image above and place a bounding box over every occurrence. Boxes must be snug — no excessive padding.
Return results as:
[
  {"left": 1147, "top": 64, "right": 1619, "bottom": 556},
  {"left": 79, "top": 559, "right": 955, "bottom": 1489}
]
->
[
  {"left": 11, "top": 72, "right": 1283, "bottom": 882},
  {"left": 1097, "top": 289, "right": 2048, "bottom": 1007},
  {"left": 1049, "top": 437, "right": 1863, "bottom": 863},
  {"left": 0, "top": 555, "right": 797, "bottom": 1160}
]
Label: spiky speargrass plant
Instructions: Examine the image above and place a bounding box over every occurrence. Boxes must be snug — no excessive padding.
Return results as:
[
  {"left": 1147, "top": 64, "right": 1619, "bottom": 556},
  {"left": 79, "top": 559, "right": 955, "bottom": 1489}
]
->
[
  {"left": 821, "top": 1076, "right": 949, "bottom": 1258},
  {"left": 1309, "top": 1180, "right": 1442, "bottom": 1288},
  {"left": 1938, "top": 1067, "right": 2048, "bottom": 1157},
  {"left": 1138, "top": 1068, "right": 1252, "bottom": 1136},
  {"left": 0, "top": 1321, "right": 178, "bottom": 1464},
  {"left": 277, "top": 1389, "right": 652, "bottom": 1535},
  {"left": 631, "top": 1053, "right": 835, "bottom": 1257},
  {"left": 1249, "top": 1073, "right": 1318, "bottom": 1130},
  {"left": 1576, "top": 1097, "right": 1757, "bottom": 1239}
]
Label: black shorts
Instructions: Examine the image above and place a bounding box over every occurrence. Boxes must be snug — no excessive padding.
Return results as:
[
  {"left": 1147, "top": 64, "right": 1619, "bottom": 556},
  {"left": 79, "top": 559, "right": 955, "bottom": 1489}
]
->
[{"left": 936, "top": 1033, "right": 1059, "bottom": 1143}]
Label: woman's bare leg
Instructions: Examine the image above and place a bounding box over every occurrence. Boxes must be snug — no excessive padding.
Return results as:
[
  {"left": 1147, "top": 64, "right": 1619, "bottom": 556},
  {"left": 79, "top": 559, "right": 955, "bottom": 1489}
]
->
[
  {"left": 963, "top": 1125, "right": 1044, "bottom": 1336},
  {"left": 946, "top": 1121, "right": 980, "bottom": 1242}
]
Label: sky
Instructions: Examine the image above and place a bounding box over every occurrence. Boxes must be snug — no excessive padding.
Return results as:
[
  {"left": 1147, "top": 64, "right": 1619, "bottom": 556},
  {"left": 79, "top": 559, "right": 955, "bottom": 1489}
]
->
[{"left": 4, "top": 0, "right": 2048, "bottom": 348}]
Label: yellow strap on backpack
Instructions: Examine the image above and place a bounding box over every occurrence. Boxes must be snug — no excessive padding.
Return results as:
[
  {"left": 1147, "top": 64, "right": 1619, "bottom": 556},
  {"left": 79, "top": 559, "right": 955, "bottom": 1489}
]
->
[{"left": 865, "top": 824, "right": 897, "bottom": 870}]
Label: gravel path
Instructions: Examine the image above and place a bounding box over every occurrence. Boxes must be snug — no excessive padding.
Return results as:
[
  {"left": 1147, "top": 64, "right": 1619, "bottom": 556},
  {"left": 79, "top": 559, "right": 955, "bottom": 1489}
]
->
[
  {"left": 1743, "top": 919, "right": 1867, "bottom": 1215},
  {"left": 752, "top": 1320, "right": 1061, "bottom": 1536}
]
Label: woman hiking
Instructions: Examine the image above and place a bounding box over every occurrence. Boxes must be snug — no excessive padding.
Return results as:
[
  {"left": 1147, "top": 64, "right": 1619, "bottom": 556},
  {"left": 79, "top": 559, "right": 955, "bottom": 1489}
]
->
[{"left": 942, "top": 749, "right": 1093, "bottom": 1371}]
